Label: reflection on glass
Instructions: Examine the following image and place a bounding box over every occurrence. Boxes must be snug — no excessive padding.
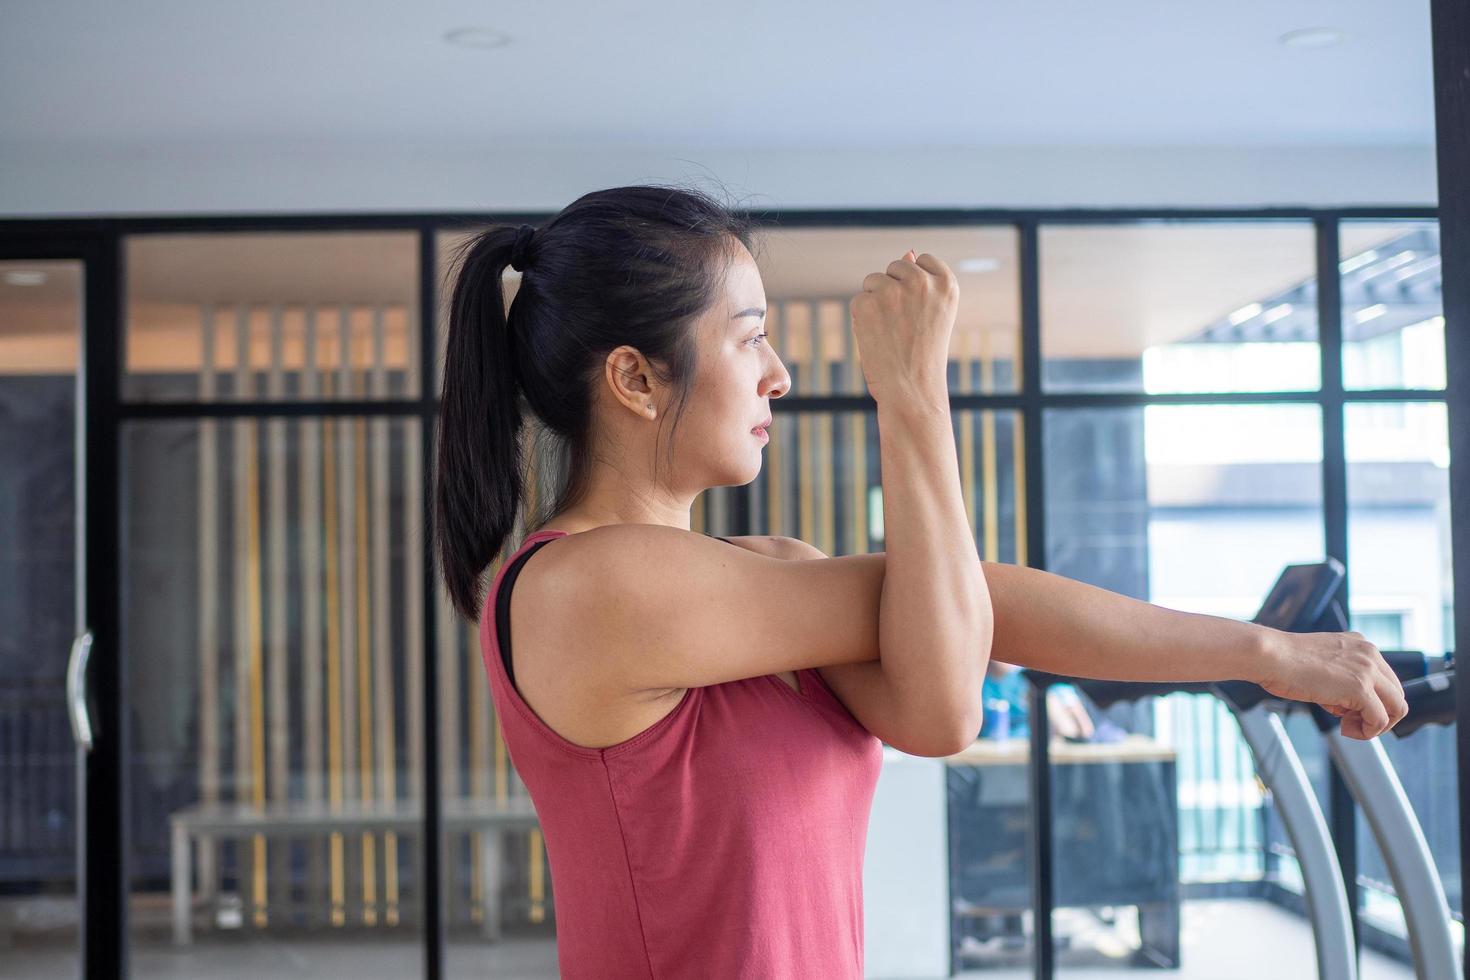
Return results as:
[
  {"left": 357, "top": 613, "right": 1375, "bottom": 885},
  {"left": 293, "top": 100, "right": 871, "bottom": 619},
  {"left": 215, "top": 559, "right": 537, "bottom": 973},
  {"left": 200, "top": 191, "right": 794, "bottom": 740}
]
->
[
  {"left": 1340, "top": 221, "right": 1445, "bottom": 391},
  {"left": 435, "top": 225, "right": 1022, "bottom": 397},
  {"left": 124, "top": 233, "right": 420, "bottom": 402},
  {"left": 0, "top": 260, "right": 82, "bottom": 976},
  {"left": 1041, "top": 223, "right": 1321, "bottom": 394},
  {"left": 1347, "top": 401, "right": 1461, "bottom": 959},
  {"left": 123, "top": 416, "right": 425, "bottom": 970}
]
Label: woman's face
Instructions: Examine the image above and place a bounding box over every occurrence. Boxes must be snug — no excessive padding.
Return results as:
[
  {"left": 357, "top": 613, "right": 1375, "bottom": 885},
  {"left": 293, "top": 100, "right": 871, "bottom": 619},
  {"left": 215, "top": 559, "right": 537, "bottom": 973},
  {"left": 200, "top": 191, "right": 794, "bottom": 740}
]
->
[{"left": 679, "top": 241, "right": 791, "bottom": 488}]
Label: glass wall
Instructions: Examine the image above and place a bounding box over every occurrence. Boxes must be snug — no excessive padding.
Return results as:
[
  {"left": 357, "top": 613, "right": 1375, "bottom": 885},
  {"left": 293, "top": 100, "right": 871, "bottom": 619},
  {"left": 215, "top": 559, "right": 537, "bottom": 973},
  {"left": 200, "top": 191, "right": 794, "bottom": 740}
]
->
[
  {"left": 1041, "top": 222, "right": 1321, "bottom": 395},
  {"left": 0, "top": 259, "right": 83, "bottom": 978},
  {"left": 1043, "top": 403, "right": 1330, "bottom": 973},
  {"left": 1339, "top": 221, "right": 1444, "bottom": 392},
  {"left": 119, "top": 233, "right": 427, "bottom": 976},
  {"left": 1347, "top": 401, "right": 1460, "bottom": 971},
  {"left": 2, "top": 210, "right": 1453, "bottom": 979},
  {"left": 125, "top": 233, "right": 422, "bottom": 403}
]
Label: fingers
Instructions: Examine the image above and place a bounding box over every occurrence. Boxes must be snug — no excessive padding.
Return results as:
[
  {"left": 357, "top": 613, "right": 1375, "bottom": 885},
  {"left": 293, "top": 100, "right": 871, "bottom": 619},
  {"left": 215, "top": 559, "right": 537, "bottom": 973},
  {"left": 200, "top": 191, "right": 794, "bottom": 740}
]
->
[
  {"left": 1351, "top": 680, "right": 1393, "bottom": 740},
  {"left": 861, "top": 271, "right": 896, "bottom": 292},
  {"left": 1372, "top": 661, "right": 1408, "bottom": 730},
  {"left": 863, "top": 252, "right": 947, "bottom": 291},
  {"left": 884, "top": 257, "right": 921, "bottom": 282}
]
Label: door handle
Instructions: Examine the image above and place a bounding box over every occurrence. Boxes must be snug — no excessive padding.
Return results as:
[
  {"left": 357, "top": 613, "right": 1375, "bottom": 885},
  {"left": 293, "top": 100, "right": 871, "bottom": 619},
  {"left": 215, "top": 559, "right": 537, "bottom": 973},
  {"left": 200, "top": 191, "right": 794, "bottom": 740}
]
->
[{"left": 66, "top": 630, "right": 95, "bottom": 752}]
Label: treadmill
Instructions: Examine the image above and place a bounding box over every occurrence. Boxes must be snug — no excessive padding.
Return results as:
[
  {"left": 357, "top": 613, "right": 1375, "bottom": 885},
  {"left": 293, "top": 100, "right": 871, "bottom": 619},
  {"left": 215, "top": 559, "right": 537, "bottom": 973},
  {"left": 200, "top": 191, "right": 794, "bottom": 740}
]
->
[{"left": 1028, "top": 558, "right": 1458, "bottom": 979}]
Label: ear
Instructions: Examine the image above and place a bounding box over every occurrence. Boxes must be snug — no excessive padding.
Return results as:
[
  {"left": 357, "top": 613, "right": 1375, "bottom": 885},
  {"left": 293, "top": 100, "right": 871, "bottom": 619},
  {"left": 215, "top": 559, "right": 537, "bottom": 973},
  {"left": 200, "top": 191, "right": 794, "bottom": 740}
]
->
[{"left": 604, "top": 345, "right": 661, "bottom": 415}]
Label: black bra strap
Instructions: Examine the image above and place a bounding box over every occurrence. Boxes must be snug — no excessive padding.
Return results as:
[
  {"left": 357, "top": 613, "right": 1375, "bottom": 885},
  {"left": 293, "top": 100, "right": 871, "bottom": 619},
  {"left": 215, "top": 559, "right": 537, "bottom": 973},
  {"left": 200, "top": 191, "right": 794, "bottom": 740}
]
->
[{"left": 495, "top": 538, "right": 557, "bottom": 690}]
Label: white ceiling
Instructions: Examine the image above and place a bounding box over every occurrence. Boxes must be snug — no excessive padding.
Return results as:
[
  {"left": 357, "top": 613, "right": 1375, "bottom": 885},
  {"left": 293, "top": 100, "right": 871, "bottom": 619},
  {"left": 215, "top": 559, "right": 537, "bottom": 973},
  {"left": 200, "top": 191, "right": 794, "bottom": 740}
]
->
[{"left": 0, "top": 0, "right": 1435, "bottom": 150}]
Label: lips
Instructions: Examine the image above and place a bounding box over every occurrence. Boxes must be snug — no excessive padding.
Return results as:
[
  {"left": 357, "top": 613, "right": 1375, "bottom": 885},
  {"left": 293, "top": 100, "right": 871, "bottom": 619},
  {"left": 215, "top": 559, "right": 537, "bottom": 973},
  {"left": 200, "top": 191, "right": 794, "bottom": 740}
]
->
[{"left": 753, "top": 416, "right": 772, "bottom": 434}]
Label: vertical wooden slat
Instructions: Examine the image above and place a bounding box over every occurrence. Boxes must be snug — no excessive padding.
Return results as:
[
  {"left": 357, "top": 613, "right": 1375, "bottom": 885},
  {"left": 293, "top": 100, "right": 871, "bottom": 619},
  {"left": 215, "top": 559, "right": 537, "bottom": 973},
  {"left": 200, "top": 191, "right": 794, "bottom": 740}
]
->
[
  {"left": 840, "top": 300, "right": 869, "bottom": 552},
  {"left": 981, "top": 332, "right": 1001, "bottom": 564},
  {"left": 1013, "top": 412, "right": 1029, "bottom": 569},
  {"left": 300, "top": 306, "right": 327, "bottom": 919},
  {"left": 815, "top": 301, "right": 836, "bottom": 555},
  {"left": 322, "top": 368, "right": 346, "bottom": 926},
  {"left": 767, "top": 303, "right": 786, "bottom": 536},
  {"left": 403, "top": 307, "right": 424, "bottom": 806},
  {"left": 266, "top": 304, "right": 290, "bottom": 916},
  {"left": 354, "top": 408, "right": 378, "bottom": 926},
  {"left": 231, "top": 305, "right": 254, "bottom": 916},
  {"left": 232, "top": 304, "right": 269, "bottom": 926},
  {"left": 436, "top": 597, "right": 460, "bottom": 802},
  {"left": 797, "top": 303, "right": 816, "bottom": 543},
  {"left": 335, "top": 305, "right": 361, "bottom": 917},
  {"left": 370, "top": 306, "right": 401, "bottom": 926},
  {"left": 197, "top": 303, "right": 220, "bottom": 903}
]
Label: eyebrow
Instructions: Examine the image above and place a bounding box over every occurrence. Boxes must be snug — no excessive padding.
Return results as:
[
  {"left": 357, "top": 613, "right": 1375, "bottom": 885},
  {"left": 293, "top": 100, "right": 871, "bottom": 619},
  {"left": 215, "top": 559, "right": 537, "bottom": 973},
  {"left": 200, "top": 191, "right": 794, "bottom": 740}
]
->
[{"left": 731, "top": 307, "right": 767, "bottom": 320}]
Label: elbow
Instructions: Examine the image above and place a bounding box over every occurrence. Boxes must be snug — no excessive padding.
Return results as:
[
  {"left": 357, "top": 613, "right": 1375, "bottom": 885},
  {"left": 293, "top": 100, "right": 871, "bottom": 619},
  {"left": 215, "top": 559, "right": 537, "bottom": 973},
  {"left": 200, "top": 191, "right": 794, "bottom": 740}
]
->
[{"left": 902, "top": 716, "right": 982, "bottom": 758}]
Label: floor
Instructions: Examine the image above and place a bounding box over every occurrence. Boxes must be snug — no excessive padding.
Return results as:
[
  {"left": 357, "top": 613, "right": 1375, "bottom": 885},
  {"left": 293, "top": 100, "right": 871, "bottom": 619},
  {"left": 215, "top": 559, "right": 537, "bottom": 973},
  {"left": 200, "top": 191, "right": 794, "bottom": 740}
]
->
[{"left": 0, "top": 899, "right": 1423, "bottom": 978}]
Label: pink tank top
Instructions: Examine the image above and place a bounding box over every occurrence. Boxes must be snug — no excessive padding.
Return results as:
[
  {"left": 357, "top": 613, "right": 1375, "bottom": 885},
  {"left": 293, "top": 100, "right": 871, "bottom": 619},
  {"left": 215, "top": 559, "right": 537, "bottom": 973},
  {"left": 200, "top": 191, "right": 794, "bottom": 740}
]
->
[{"left": 480, "top": 528, "right": 884, "bottom": 979}]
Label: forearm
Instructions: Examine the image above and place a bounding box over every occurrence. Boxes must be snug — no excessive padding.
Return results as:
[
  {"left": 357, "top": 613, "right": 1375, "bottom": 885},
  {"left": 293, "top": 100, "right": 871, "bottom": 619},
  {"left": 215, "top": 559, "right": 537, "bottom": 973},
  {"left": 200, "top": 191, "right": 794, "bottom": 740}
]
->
[
  {"left": 875, "top": 398, "right": 993, "bottom": 731},
  {"left": 981, "top": 559, "right": 1275, "bottom": 683}
]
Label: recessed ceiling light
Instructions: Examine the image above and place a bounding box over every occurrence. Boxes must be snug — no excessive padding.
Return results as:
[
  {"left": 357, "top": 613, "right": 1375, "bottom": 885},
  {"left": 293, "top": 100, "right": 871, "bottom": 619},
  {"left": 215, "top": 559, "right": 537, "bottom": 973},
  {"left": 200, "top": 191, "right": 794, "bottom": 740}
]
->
[
  {"left": 444, "top": 27, "right": 512, "bottom": 49},
  {"left": 957, "top": 257, "right": 999, "bottom": 273},
  {"left": 3, "top": 270, "right": 46, "bottom": 286},
  {"left": 1279, "top": 27, "right": 1346, "bottom": 49}
]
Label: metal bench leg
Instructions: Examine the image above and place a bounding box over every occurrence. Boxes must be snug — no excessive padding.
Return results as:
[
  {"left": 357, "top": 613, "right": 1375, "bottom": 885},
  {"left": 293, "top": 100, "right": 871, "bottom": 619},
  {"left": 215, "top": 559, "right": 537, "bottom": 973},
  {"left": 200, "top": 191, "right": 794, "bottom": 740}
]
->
[
  {"left": 172, "top": 823, "right": 192, "bottom": 946},
  {"left": 479, "top": 830, "right": 501, "bottom": 942}
]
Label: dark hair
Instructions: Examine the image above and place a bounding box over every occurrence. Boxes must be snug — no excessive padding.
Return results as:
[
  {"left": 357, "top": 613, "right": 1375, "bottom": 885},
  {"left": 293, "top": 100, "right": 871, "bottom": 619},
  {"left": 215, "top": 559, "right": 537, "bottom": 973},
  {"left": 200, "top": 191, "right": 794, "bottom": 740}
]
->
[{"left": 435, "top": 182, "right": 764, "bottom": 621}]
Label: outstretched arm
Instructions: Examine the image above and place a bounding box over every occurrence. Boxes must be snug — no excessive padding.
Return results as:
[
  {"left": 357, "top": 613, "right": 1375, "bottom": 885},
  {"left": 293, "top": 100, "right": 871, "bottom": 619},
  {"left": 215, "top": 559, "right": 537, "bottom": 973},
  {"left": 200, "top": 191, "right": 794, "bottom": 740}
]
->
[{"left": 777, "top": 541, "right": 1406, "bottom": 742}]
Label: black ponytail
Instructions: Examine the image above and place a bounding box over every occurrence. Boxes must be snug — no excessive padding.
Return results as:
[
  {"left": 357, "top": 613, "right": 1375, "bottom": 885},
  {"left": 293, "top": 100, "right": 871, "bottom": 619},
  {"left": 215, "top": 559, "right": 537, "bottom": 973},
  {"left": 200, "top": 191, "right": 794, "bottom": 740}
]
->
[
  {"left": 436, "top": 226, "right": 526, "bottom": 621},
  {"left": 434, "top": 183, "right": 763, "bottom": 622}
]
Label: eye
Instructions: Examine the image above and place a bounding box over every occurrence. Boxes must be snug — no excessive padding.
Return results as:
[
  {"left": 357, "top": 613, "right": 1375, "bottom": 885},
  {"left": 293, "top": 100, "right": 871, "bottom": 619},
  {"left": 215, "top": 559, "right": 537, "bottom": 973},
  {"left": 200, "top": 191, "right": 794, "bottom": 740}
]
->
[{"left": 747, "top": 332, "right": 769, "bottom": 348}]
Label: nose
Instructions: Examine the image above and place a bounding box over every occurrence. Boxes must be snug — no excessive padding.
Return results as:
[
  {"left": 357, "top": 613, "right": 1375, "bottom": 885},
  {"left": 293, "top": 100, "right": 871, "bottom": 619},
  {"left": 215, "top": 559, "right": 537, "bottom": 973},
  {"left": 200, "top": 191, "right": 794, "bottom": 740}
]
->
[{"left": 765, "top": 352, "right": 791, "bottom": 399}]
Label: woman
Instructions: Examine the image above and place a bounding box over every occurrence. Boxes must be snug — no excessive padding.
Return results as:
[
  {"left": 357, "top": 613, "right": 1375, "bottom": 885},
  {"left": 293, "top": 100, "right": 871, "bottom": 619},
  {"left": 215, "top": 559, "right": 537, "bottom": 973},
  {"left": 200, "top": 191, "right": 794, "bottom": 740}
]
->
[{"left": 435, "top": 184, "right": 1406, "bottom": 979}]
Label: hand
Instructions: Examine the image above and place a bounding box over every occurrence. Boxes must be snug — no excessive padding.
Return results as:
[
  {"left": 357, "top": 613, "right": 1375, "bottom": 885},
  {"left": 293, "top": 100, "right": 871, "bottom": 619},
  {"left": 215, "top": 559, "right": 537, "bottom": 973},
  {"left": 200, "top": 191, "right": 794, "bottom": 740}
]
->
[
  {"left": 848, "top": 248, "right": 959, "bottom": 406},
  {"left": 1047, "top": 688, "right": 1095, "bottom": 741},
  {"left": 1254, "top": 627, "right": 1409, "bottom": 740}
]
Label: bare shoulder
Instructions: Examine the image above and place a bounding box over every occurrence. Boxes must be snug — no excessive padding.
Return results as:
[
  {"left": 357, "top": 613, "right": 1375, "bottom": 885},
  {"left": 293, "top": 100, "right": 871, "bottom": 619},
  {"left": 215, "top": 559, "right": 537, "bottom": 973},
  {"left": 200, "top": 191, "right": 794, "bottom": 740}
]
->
[{"left": 526, "top": 524, "right": 881, "bottom": 693}]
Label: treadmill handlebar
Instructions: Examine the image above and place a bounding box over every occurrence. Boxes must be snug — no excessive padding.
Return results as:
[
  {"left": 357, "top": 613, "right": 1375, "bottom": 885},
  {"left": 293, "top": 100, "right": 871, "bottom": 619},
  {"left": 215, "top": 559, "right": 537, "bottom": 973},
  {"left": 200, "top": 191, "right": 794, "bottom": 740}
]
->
[
  {"left": 1024, "top": 666, "right": 1455, "bottom": 738},
  {"left": 1392, "top": 668, "right": 1456, "bottom": 738}
]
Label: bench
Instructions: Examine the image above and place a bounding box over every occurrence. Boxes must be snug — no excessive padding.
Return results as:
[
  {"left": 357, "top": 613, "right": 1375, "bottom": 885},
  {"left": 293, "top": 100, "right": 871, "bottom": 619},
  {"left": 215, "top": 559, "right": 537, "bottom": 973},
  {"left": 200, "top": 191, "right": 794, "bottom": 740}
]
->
[{"left": 170, "top": 797, "right": 541, "bottom": 945}]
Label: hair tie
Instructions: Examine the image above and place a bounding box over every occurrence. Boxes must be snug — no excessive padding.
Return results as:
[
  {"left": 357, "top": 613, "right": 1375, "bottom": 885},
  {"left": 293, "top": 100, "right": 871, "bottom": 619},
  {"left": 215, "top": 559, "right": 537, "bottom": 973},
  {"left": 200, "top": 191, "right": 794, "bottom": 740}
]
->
[{"left": 509, "top": 224, "right": 537, "bottom": 271}]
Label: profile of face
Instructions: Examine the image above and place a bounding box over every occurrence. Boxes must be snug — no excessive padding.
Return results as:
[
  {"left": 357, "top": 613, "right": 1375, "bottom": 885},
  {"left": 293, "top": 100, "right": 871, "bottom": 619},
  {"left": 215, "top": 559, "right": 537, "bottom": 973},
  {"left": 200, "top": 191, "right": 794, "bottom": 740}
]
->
[{"left": 678, "top": 240, "right": 792, "bottom": 488}]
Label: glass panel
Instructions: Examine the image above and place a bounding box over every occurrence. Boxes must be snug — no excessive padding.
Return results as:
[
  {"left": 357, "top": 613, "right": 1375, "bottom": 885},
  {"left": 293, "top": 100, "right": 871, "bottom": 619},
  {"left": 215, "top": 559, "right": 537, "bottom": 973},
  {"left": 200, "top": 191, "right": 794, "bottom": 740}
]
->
[
  {"left": 435, "top": 224, "right": 1021, "bottom": 397},
  {"left": 1347, "top": 401, "right": 1462, "bottom": 972},
  {"left": 1043, "top": 404, "right": 1356, "bottom": 974},
  {"left": 1041, "top": 222, "right": 1321, "bottom": 394},
  {"left": 1340, "top": 221, "right": 1444, "bottom": 392},
  {"left": 0, "top": 259, "right": 83, "bottom": 978},
  {"left": 122, "top": 416, "right": 425, "bottom": 974},
  {"left": 124, "top": 232, "right": 420, "bottom": 403}
]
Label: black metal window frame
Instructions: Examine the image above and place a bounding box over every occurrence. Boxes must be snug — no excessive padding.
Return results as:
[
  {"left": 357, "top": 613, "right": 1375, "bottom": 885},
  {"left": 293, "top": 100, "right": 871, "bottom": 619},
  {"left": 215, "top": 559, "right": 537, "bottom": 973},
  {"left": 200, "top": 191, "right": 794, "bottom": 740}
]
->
[{"left": 0, "top": 202, "right": 1457, "bottom": 980}]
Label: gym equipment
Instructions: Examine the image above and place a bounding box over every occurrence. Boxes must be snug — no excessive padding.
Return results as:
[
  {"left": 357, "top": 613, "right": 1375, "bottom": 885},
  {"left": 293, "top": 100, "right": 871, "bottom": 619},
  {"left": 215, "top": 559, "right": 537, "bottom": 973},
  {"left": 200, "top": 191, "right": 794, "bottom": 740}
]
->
[{"left": 1028, "top": 557, "right": 1458, "bottom": 980}]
